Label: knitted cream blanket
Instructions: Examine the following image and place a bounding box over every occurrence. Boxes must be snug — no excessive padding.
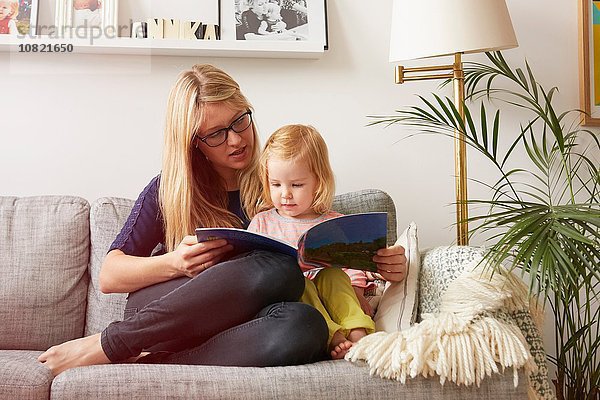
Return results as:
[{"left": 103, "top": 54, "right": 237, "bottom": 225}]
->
[{"left": 346, "top": 263, "right": 545, "bottom": 397}]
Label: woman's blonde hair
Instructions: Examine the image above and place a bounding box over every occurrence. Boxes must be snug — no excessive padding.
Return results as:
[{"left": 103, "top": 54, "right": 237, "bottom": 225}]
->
[
  {"left": 159, "top": 64, "right": 262, "bottom": 252},
  {"left": 259, "top": 124, "right": 335, "bottom": 214}
]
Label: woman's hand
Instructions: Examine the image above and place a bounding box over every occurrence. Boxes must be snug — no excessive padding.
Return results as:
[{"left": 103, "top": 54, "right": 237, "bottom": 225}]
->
[
  {"left": 169, "top": 236, "right": 233, "bottom": 278},
  {"left": 373, "top": 244, "right": 407, "bottom": 282}
]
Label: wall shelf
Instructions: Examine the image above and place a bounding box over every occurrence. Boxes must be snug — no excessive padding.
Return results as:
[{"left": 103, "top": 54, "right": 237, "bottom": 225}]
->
[
  {"left": 2, "top": 0, "right": 327, "bottom": 59},
  {"left": 0, "top": 35, "right": 326, "bottom": 58}
]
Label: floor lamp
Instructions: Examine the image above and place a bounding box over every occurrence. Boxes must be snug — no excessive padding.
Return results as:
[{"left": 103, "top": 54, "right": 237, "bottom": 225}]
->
[{"left": 389, "top": 0, "right": 518, "bottom": 245}]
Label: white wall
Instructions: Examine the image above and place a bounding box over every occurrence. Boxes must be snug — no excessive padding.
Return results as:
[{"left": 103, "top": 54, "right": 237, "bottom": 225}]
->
[
  {"left": 0, "top": 0, "right": 582, "bottom": 248},
  {"left": 0, "top": 0, "right": 592, "bottom": 379}
]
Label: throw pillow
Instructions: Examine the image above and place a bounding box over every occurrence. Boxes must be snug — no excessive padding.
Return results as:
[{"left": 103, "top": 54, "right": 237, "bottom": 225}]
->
[
  {"left": 373, "top": 221, "right": 420, "bottom": 332},
  {"left": 418, "top": 245, "right": 483, "bottom": 317}
]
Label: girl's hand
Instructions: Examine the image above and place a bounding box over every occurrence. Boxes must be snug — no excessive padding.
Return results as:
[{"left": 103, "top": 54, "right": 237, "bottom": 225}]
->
[
  {"left": 373, "top": 244, "right": 407, "bottom": 283},
  {"left": 169, "top": 236, "right": 233, "bottom": 278}
]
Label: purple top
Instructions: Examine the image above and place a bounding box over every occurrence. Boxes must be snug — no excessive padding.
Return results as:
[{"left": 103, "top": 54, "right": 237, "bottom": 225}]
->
[{"left": 109, "top": 175, "right": 248, "bottom": 257}]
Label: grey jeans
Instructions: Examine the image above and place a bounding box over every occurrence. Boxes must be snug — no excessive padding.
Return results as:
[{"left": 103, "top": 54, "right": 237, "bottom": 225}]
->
[{"left": 101, "top": 251, "right": 329, "bottom": 367}]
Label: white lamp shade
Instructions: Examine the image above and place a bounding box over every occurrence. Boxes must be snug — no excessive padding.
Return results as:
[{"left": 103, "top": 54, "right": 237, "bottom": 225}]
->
[{"left": 389, "top": 0, "right": 518, "bottom": 62}]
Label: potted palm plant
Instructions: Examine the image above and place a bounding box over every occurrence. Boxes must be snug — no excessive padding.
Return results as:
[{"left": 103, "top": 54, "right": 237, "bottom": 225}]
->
[{"left": 372, "top": 52, "right": 600, "bottom": 400}]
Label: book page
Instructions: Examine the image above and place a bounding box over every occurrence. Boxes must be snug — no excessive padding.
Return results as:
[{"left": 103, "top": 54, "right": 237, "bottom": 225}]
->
[{"left": 298, "top": 212, "right": 387, "bottom": 272}]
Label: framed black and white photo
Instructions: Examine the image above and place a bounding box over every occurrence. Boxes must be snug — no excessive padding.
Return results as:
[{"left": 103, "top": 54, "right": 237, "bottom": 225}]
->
[
  {"left": 55, "top": 0, "right": 118, "bottom": 36},
  {"left": 0, "top": 0, "right": 38, "bottom": 35},
  {"left": 225, "top": 0, "right": 327, "bottom": 48}
]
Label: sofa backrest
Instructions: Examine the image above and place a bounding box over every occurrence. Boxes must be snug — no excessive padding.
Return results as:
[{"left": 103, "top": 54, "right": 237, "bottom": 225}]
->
[
  {"left": 85, "top": 197, "right": 134, "bottom": 335},
  {"left": 85, "top": 189, "right": 398, "bottom": 334},
  {"left": 0, "top": 196, "right": 90, "bottom": 350}
]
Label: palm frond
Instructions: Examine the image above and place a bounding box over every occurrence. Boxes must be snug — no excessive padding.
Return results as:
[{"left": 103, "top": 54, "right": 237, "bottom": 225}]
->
[{"left": 370, "top": 51, "right": 600, "bottom": 397}]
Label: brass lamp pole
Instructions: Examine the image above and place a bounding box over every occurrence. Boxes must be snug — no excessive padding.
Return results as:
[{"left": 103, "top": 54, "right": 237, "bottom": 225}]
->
[
  {"left": 388, "top": 0, "right": 518, "bottom": 246},
  {"left": 395, "top": 53, "right": 469, "bottom": 245}
]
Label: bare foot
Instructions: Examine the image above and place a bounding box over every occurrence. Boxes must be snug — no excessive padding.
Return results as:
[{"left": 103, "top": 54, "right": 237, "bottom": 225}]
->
[
  {"left": 330, "top": 340, "right": 353, "bottom": 359},
  {"left": 329, "top": 331, "right": 353, "bottom": 360},
  {"left": 37, "top": 333, "right": 112, "bottom": 376},
  {"left": 347, "top": 328, "right": 367, "bottom": 343}
]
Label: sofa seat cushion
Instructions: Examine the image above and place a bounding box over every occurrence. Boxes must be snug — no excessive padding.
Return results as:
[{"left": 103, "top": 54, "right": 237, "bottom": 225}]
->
[
  {"left": 0, "top": 350, "right": 53, "bottom": 400},
  {"left": 49, "top": 360, "right": 526, "bottom": 400},
  {"left": 0, "top": 196, "right": 90, "bottom": 349}
]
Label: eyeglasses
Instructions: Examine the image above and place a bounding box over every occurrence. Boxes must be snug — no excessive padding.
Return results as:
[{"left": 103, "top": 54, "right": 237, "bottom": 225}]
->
[{"left": 196, "top": 110, "right": 253, "bottom": 147}]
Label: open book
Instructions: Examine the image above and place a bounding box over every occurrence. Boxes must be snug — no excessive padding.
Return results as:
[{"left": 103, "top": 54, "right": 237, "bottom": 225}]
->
[{"left": 195, "top": 212, "right": 387, "bottom": 272}]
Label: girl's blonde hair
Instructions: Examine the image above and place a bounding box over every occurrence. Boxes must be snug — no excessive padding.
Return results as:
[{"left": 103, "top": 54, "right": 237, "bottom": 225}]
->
[
  {"left": 4, "top": 0, "right": 19, "bottom": 18},
  {"left": 159, "top": 64, "right": 262, "bottom": 252},
  {"left": 259, "top": 124, "right": 335, "bottom": 214}
]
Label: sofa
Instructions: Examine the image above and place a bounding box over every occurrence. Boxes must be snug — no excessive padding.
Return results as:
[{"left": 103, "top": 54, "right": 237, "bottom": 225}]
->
[{"left": 0, "top": 189, "right": 529, "bottom": 399}]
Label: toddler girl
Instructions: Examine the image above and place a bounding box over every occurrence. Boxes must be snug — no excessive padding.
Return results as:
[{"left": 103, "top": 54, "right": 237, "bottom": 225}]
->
[{"left": 248, "top": 124, "right": 375, "bottom": 359}]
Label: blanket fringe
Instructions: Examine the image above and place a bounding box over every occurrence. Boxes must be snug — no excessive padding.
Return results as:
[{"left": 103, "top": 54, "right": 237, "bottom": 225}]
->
[{"left": 346, "top": 261, "right": 535, "bottom": 388}]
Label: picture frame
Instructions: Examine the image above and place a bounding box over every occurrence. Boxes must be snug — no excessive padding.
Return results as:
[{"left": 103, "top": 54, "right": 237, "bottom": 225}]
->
[
  {"left": 55, "top": 0, "right": 119, "bottom": 38},
  {"left": 0, "top": 0, "right": 38, "bottom": 35},
  {"left": 579, "top": 0, "right": 600, "bottom": 125},
  {"left": 226, "top": 0, "right": 327, "bottom": 48}
]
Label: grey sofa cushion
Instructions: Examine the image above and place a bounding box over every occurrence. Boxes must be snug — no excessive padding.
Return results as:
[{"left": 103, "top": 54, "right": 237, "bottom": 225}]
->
[
  {"left": 0, "top": 350, "right": 53, "bottom": 400},
  {"left": 85, "top": 189, "right": 398, "bottom": 334},
  {"left": 49, "top": 360, "right": 527, "bottom": 400},
  {"left": 84, "top": 197, "right": 132, "bottom": 335},
  {"left": 0, "top": 196, "right": 89, "bottom": 350}
]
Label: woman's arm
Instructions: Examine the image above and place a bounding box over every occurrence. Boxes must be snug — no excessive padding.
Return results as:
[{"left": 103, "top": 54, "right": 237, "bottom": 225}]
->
[
  {"left": 99, "top": 236, "right": 233, "bottom": 293},
  {"left": 99, "top": 250, "right": 175, "bottom": 294}
]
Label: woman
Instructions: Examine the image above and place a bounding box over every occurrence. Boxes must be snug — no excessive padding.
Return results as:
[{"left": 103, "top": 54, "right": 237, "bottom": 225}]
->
[{"left": 38, "top": 64, "right": 407, "bottom": 376}]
